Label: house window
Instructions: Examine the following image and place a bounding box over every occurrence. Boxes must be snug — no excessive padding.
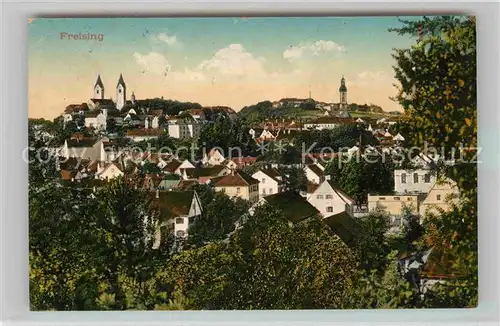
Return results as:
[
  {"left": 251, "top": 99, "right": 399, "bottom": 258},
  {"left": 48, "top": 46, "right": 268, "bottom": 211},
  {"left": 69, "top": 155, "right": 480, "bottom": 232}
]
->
[
  {"left": 326, "top": 206, "right": 333, "bottom": 213},
  {"left": 119, "top": 89, "right": 122, "bottom": 93},
  {"left": 413, "top": 173, "right": 419, "bottom": 183},
  {"left": 317, "top": 195, "right": 324, "bottom": 199},
  {"left": 262, "top": 189, "right": 266, "bottom": 195},
  {"left": 424, "top": 173, "right": 431, "bottom": 183},
  {"left": 325, "top": 194, "right": 333, "bottom": 199},
  {"left": 262, "top": 178, "right": 266, "bottom": 184},
  {"left": 269, "top": 188, "right": 273, "bottom": 194},
  {"left": 407, "top": 197, "right": 413, "bottom": 201},
  {"left": 379, "top": 197, "right": 386, "bottom": 200},
  {"left": 401, "top": 173, "right": 406, "bottom": 184},
  {"left": 176, "top": 230, "right": 185, "bottom": 237},
  {"left": 175, "top": 218, "right": 184, "bottom": 224},
  {"left": 394, "top": 197, "right": 400, "bottom": 200},
  {"left": 437, "top": 194, "right": 441, "bottom": 201},
  {"left": 236, "top": 187, "right": 241, "bottom": 194}
]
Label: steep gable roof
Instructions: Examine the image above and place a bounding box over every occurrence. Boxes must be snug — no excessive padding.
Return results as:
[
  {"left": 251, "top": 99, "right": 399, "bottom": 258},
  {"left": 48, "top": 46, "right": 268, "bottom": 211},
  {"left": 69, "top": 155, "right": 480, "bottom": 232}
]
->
[
  {"left": 94, "top": 74, "right": 104, "bottom": 88},
  {"left": 323, "top": 211, "right": 363, "bottom": 247},
  {"left": 258, "top": 168, "right": 282, "bottom": 183},
  {"left": 326, "top": 180, "right": 355, "bottom": 204},
  {"left": 117, "top": 73, "right": 126, "bottom": 88},
  {"left": 264, "top": 192, "right": 319, "bottom": 223},
  {"left": 306, "top": 164, "right": 324, "bottom": 177},
  {"left": 151, "top": 191, "right": 195, "bottom": 221},
  {"left": 211, "top": 171, "right": 259, "bottom": 187}
]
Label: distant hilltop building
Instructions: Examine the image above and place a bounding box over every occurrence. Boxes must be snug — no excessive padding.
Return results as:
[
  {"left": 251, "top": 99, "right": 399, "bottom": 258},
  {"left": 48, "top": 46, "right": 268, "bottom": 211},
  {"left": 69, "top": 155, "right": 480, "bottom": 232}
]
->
[{"left": 92, "top": 74, "right": 128, "bottom": 111}]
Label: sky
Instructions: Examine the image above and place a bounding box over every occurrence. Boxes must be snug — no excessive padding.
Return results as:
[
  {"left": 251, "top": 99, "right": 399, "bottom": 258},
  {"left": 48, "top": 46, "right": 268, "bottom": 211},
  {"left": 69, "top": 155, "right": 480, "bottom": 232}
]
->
[{"left": 28, "top": 17, "right": 421, "bottom": 119}]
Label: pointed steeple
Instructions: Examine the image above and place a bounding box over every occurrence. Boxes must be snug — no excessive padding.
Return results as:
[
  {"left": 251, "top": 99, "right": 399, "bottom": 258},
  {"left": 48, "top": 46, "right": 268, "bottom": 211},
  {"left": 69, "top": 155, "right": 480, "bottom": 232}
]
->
[
  {"left": 117, "top": 73, "right": 126, "bottom": 88},
  {"left": 93, "top": 74, "right": 105, "bottom": 99},
  {"left": 95, "top": 74, "right": 104, "bottom": 88}
]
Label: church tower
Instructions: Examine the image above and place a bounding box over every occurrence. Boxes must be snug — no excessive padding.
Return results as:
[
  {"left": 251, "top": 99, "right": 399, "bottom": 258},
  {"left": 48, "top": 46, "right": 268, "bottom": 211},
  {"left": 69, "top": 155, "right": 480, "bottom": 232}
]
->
[
  {"left": 93, "top": 74, "right": 105, "bottom": 99},
  {"left": 116, "top": 73, "right": 127, "bottom": 110},
  {"left": 339, "top": 75, "right": 347, "bottom": 109}
]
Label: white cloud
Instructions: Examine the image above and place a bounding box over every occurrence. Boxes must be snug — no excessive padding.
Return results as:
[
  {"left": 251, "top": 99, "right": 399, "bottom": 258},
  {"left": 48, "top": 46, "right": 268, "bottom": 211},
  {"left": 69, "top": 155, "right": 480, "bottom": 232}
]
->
[
  {"left": 154, "top": 32, "right": 179, "bottom": 46},
  {"left": 356, "top": 71, "right": 386, "bottom": 80},
  {"left": 133, "top": 52, "right": 171, "bottom": 75},
  {"left": 197, "top": 44, "right": 266, "bottom": 78},
  {"left": 283, "top": 40, "right": 345, "bottom": 62}
]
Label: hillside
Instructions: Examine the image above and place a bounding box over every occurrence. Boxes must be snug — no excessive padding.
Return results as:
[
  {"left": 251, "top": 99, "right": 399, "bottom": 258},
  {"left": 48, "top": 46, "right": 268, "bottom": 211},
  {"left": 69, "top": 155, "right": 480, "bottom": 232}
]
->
[{"left": 238, "top": 99, "right": 389, "bottom": 123}]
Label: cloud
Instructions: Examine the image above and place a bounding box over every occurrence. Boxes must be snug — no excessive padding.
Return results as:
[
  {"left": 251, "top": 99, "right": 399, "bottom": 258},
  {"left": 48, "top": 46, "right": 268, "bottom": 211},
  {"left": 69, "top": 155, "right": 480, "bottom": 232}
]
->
[
  {"left": 133, "top": 52, "right": 171, "bottom": 75},
  {"left": 283, "top": 40, "right": 345, "bottom": 62},
  {"left": 197, "top": 44, "right": 266, "bottom": 78},
  {"left": 356, "top": 70, "right": 387, "bottom": 80},
  {"left": 152, "top": 32, "right": 180, "bottom": 46}
]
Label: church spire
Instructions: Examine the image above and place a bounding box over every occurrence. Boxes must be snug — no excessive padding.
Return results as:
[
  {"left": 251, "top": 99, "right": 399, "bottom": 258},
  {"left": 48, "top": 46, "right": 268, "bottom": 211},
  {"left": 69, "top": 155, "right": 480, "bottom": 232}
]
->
[
  {"left": 117, "top": 73, "right": 126, "bottom": 88},
  {"left": 116, "top": 73, "right": 127, "bottom": 110},
  {"left": 93, "top": 74, "right": 105, "bottom": 99},
  {"left": 95, "top": 74, "right": 104, "bottom": 88}
]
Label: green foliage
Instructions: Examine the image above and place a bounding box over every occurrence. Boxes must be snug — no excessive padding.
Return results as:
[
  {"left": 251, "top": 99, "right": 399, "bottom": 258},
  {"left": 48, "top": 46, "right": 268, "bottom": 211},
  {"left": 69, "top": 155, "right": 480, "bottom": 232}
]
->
[
  {"left": 325, "top": 155, "right": 394, "bottom": 206},
  {"left": 278, "top": 165, "right": 308, "bottom": 193},
  {"left": 136, "top": 98, "right": 202, "bottom": 116},
  {"left": 187, "top": 192, "right": 250, "bottom": 247},
  {"left": 198, "top": 117, "right": 257, "bottom": 157},
  {"left": 354, "top": 212, "right": 392, "bottom": 273},
  {"left": 390, "top": 15, "right": 477, "bottom": 307},
  {"left": 296, "top": 124, "right": 378, "bottom": 153}
]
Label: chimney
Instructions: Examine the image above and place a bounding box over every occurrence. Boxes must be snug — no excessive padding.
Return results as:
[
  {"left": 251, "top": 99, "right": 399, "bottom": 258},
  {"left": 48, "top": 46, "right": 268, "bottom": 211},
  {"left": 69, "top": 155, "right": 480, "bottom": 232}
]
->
[{"left": 325, "top": 175, "right": 331, "bottom": 181}]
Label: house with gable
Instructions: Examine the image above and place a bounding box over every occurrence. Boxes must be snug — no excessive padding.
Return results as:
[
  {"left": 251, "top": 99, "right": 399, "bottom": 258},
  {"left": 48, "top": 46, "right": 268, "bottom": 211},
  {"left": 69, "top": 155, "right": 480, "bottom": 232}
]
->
[
  {"left": 419, "top": 177, "right": 460, "bottom": 217},
  {"left": 304, "top": 164, "right": 325, "bottom": 185},
  {"left": 307, "top": 177, "right": 355, "bottom": 218},
  {"left": 152, "top": 190, "right": 203, "bottom": 240},
  {"left": 96, "top": 162, "right": 124, "bottom": 180},
  {"left": 394, "top": 153, "right": 438, "bottom": 194},
  {"left": 211, "top": 171, "right": 260, "bottom": 203},
  {"left": 252, "top": 167, "right": 284, "bottom": 198},
  {"left": 202, "top": 148, "right": 226, "bottom": 166}
]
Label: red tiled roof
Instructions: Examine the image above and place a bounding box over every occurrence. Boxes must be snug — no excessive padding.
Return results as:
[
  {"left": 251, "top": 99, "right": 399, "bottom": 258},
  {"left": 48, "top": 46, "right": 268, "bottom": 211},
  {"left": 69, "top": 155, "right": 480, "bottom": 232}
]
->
[
  {"left": 126, "top": 129, "right": 165, "bottom": 137},
  {"left": 211, "top": 171, "right": 259, "bottom": 187},
  {"left": 231, "top": 156, "right": 257, "bottom": 165}
]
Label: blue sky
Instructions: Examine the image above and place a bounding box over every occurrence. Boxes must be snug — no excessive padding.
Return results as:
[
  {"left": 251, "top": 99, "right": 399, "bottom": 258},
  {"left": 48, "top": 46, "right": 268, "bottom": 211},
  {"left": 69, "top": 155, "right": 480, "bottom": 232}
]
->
[{"left": 29, "top": 16, "right": 421, "bottom": 118}]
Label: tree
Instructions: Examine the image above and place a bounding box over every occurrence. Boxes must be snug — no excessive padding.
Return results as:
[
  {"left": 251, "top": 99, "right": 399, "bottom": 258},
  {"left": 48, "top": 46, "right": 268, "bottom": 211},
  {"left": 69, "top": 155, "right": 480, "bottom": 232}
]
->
[
  {"left": 325, "top": 155, "right": 394, "bottom": 206},
  {"left": 353, "top": 212, "right": 392, "bottom": 273},
  {"left": 278, "top": 165, "right": 308, "bottom": 193},
  {"left": 187, "top": 192, "right": 249, "bottom": 248},
  {"left": 198, "top": 117, "right": 257, "bottom": 157},
  {"left": 390, "top": 15, "right": 477, "bottom": 307}
]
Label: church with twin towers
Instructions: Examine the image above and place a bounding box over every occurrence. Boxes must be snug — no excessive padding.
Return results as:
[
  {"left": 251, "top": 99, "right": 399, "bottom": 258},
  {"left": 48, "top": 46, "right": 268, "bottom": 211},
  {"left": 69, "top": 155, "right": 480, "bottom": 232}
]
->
[{"left": 93, "top": 73, "right": 135, "bottom": 110}]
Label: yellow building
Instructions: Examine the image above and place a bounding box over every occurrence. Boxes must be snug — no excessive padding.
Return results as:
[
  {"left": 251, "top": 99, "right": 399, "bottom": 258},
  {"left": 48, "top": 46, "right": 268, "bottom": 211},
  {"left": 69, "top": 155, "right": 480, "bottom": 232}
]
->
[
  {"left": 368, "top": 194, "right": 421, "bottom": 216},
  {"left": 420, "top": 177, "right": 460, "bottom": 217},
  {"left": 211, "top": 171, "right": 260, "bottom": 203}
]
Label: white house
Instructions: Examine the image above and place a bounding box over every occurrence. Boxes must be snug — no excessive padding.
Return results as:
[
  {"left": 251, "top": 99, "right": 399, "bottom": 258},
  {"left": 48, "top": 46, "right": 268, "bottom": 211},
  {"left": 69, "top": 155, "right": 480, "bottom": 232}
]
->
[
  {"left": 62, "top": 137, "right": 108, "bottom": 161},
  {"left": 153, "top": 191, "right": 203, "bottom": 240},
  {"left": 303, "top": 118, "right": 340, "bottom": 130},
  {"left": 84, "top": 111, "right": 107, "bottom": 130},
  {"left": 96, "top": 162, "right": 124, "bottom": 180},
  {"left": 167, "top": 121, "right": 202, "bottom": 139},
  {"left": 307, "top": 178, "right": 355, "bottom": 218},
  {"left": 252, "top": 168, "right": 283, "bottom": 198},
  {"left": 304, "top": 164, "right": 325, "bottom": 185},
  {"left": 202, "top": 148, "right": 226, "bottom": 166},
  {"left": 394, "top": 169, "right": 437, "bottom": 194},
  {"left": 258, "top": 129, "right": 276, "bottom": 140},
  {"left": 394, "top": 154, "right": 438, "bottom": 194}
]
